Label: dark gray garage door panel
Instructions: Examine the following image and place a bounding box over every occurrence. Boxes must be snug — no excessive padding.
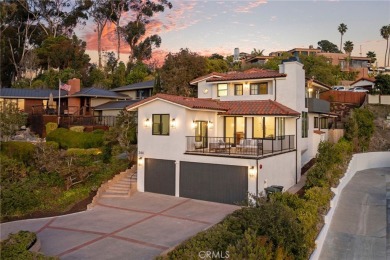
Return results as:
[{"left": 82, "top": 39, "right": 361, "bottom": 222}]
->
[
  {"left": 145, "top": 158, "right": 175, "bottom": 196},
  {"left": 180, "top": 162, "right": 248, "bottom": 204}
]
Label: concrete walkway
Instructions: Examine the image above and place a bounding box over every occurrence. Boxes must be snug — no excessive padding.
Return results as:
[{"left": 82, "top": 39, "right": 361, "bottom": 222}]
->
[
  {"left": 319, "top": 167, "right": 390, "bottom": 259},
  {"left": 1, "top": 192, "right": 239, "bottom": 260}
]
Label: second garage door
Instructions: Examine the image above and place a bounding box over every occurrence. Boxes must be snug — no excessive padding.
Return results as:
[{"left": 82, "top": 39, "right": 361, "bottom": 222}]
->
[{"left": 180, "top": 161, "right": 248, "bottom": 204}]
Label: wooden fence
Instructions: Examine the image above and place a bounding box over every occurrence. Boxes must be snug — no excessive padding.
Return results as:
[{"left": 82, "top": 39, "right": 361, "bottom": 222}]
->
[{"left": 320, "top": 90, "right": 366, "bottom": 106}]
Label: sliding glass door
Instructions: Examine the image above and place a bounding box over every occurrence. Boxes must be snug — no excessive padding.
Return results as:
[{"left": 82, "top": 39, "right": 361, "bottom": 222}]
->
[
  {"left": 195, "top": 121, "right": 208, "bottom": 148},
  {"left": 224, "top": 117, "right": 245, "bottom": 144}
]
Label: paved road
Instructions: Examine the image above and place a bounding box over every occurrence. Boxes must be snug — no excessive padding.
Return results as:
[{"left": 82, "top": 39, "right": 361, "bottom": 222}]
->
[
  {"left": 1, "top": 192, "right": 239, "bottom": 260},
  {"left": 320, "top": 167, "right": 390, "bottom": 260}
]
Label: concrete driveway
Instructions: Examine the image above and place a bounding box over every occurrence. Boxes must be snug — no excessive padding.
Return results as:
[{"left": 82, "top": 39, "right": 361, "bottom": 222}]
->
[
  {"left": 1, "top": 192, "right": 239, "bottom": 260},
  {"left": 319, "top": 167, "right": 390, "bottom": 259}
]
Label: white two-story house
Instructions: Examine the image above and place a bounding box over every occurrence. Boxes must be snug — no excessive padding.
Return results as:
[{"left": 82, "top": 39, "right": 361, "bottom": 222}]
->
[{"left": 127, "top": 58, "right": 331, "bottom": 204}]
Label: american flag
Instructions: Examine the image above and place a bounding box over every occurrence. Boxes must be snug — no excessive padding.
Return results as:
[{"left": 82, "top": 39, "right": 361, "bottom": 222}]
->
[{"left": 60, "top": 82, "right": 71, "bottom": 91}]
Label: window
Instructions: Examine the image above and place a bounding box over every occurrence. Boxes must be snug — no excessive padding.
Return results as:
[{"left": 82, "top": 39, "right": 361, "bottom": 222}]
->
[
  {"left": 250, "top": 83, "right": 268, "bottom": 95},
  {"left": 234, "top": 84, "right": 243, "bottom": 95},
  {"left": 320, "top": 117, "right": 328, "bottom": 129},
  {"left": 217, "top": 84, "right": 228, "bottom": 97},
  {"left": 314, "top": 117, "right": 319, "bottom": 128},
  {"left": 277, "top": 118, "right": 285, "bottom": 137},
  {"left": 152, "top": 114, "right": 170, "bottom": 135},
  {"left": 302, "top": 112, "right": 308, "bottom": 138},
  {"left": 253, "top": 117, "right": 276, "bottom": 139}
]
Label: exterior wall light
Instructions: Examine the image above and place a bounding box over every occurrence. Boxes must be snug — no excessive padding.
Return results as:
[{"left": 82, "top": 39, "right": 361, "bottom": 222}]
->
[
  {"left": 191, "top": 120, "right": 197, "bottom": 129},
  {"left": 249, "top": 166, "right": 256, "bottom": 178},
  {"left": 138, "top": 157, "right": 143, "bottom": 166},
  {"left": 171, "top": 118, "right": 177, "bottom": 128},
  {"left": 208, "top": 121, "right": 214, "bottom": 129},
  {"left": 144, "top": 118, "right": 151, "bottom": 128}
]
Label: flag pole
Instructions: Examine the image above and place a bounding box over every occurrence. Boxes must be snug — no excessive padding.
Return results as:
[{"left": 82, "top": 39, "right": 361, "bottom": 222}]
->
[{"left": 58, "top": 79, "right": 61, "bottom": 125}]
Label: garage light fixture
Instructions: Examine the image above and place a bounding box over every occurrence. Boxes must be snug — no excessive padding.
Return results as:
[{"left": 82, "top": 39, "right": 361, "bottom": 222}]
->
[
  {"left": 138, "top": 156, "right": 143, "bottom": 166},
  {"left": 249, "top": 166, "right": 256, "bottom": 178}
]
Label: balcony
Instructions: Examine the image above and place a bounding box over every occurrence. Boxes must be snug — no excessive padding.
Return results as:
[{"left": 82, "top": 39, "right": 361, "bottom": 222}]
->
[
  {"left": 307, "top": 98, "right": 330, "bottom": 114},
  {"left": 186, "top": 135, "right": 295, "bottom": 158}
]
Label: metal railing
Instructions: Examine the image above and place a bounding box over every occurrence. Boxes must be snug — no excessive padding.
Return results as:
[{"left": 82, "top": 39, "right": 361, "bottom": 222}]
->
[
  {"left": 186, "top": 135, "right": 295, "bottom": 157},
  {"left": 60, "top": 115, "right": 117, "bottom": 127}
]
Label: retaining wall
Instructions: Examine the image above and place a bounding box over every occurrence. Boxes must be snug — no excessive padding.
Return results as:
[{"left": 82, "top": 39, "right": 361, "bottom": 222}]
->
[{"left": 310, "top": 151, "right": 390, "bottom": 260}]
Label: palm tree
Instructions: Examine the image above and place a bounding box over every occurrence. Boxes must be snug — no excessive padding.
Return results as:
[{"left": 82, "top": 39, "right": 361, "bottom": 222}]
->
[
  {"left": 380, "top": 25, "right": 390, "bottom": 66},
  {"left": 338, "top": 23, "right": 348, "bottom": 53},
  {"left": 343, "top": 41, "right": 354, "bottom": 55},
  {"left": 366, "top": 51, "right": 376, "bottom": 64},
  {"left": 251, "top": 48, "right": 265, "bottom": 56}
]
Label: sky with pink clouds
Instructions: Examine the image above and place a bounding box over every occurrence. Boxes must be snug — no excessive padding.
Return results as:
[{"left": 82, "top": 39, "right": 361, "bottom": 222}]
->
[{"left": 78, "top": 0, "right": 390, "bottom": 67}]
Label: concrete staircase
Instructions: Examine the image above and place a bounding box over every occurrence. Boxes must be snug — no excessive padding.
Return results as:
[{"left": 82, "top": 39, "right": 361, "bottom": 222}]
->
[{"left": 87, "top": 165, "right": 137, "bottom": 209}]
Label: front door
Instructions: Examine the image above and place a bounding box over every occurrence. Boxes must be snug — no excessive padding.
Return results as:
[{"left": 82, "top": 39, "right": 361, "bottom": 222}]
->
[{"left": 195, "top": 121, "right": 208, "bottom": 148}]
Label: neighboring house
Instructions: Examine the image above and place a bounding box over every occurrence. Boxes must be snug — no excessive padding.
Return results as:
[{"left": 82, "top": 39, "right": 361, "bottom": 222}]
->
[
  {"left": 111, "top": 80, "right": 154, "bottom": 100},
  {"left": 317, "top": 53, "right": 370, "bottom": 78},
  {"left": 127, "top": 58, "right": 332, "bottom": 204},
  {"left": 93, "top": 100, "right": 140, "bottom": 126},
  {"left": 0, "top": 88, "right": 66, "bottom": 114},
  {"left": 350, "top": 77, "right": 375, "bottom": 90},
  {"left": 243, "top": 56, "right": 272, "bottom": 66}
]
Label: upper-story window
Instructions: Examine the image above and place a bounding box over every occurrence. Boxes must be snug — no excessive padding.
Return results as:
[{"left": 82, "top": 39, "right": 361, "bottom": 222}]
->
[
  {"left": 217, "top": 84, "right": 228, "bottom": 97},
  {"left": 234, "top": 84, "right": 243, "bottom": 96},
  {"left": 250, "top": 83, "right": 268, "bottom": 95},
  {"left": 152, "top": 114, "right": 170, "bottom": 135}
]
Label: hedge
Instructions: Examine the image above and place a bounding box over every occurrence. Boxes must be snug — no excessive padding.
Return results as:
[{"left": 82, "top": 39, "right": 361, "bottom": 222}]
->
[
  {"left": 1, "top": 231, "right": 57, "bottom": 260},
  {"left": 0, "top": 141, "right": 35, "bottom": 165},
  {"left": 46, "top": 128, "right": 104, "bottom": 149}
]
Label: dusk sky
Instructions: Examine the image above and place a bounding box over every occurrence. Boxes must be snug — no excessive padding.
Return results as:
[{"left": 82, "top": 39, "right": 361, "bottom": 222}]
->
[{"left": 79, "top": 0, "right": 390, "bottom": 67}]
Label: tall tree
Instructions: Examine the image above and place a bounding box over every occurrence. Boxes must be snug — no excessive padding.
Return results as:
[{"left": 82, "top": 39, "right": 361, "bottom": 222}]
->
[
  {"left": 1, "top": 0, "right": 40, "bottom": 85},
  {"left": 317, "top": 40, "right": 339, "bottom": 53},
  {"left": 343, "top": 41, "right": 354, "bottom": 55},
  {"left": 108, "top": 0, "right": 128, "bottom": 60},
  {"left": 380, "top": 25, "right": 390, "bottom": 66},
  {"left": 120, "top": 0, "right": 172, "bottom": 63},
  {"left": 18, "top": 0, "right": 92, "bottom": 37},
  {"left": 338, "top": 23, "right": 348, "bottom": 53},
  {"left": 89, "top": 0, "right": 112, "bottom": 68},
  {"left": 160, "top": 48, "right": 207, "bottom": 96},
  {"left": 366, "top": 51, "right": 376, "bottom": 64},
  {"left": 251, "top": 48, "right": 265, "bottom": 56}
]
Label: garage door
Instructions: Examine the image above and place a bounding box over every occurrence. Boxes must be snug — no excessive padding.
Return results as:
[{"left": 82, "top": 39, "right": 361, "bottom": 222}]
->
[
  {"left": 145, "top": 158, "right": 175, "bottom": 196},
  {"left": 180, "top": 162, "right": 248, "bottom": 204}
]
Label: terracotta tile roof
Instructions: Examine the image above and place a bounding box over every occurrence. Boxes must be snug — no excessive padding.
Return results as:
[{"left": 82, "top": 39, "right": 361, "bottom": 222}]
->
[
  {"left": 206, "top": 68, "right": 286, "bottom": 82},
  {"left": 127, "top": 94, "right": 300, "bottom": 116},
  {"left": 189, "top": 72, "right": 226, "bottom": 85},
  {"left": 220, "top": 100, "right": 300, "bottom": 116},
  {"left": 126, "top": 93, "right": 227, "bottom": 111}
]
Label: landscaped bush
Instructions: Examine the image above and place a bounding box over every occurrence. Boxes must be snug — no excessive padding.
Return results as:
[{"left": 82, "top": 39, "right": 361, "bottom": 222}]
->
[
  {"left": 0, "top": 141, "right": 35, "bottom": 165},
  {"left": 45, "top": 122, "right": 58, "bottom": 136},
  {"left": 66, "top": 148, "right": 102, "bottom": 156},
  {"left": 69, "top": 126, "right": 85, "bottom": 132},
  {"left": 1, "top": 231, "right": 57, "bottom": 259},
  {"left": 46, "top": 128, "right": 104, "bottom": 149}
]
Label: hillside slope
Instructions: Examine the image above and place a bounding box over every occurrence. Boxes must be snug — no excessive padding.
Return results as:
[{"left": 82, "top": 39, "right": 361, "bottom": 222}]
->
[{"left": 367, "top": 105, "right": 390, "bottom": 152}]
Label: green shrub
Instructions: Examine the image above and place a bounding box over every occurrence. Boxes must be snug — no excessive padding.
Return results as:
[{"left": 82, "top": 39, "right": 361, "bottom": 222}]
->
[
  {"left": 0, "top": 154, "right": 28, "bottom": 183},
  {"left": 66, "top": 148, "right": 102, "bottom": 156},
  {"left": 46, "top": 128, "right": 104, "bottom": 149},
  {"left": 304, "top": 186, "right": 332, "bottom": 215},
  {"left": 69, "top": 126, "right": 85, "bottom": 132},
  {"left": 0, "top": 141, "right": 35, "bottom": 165},
  {"left": 45, "top": 122, "right": 58, "bottom": 136},
  {"left": 1, "top": 231, "right": 57, "bottom": 259},
  {"left": 45, "top": 141, "right": 59, "bottom": 150}
]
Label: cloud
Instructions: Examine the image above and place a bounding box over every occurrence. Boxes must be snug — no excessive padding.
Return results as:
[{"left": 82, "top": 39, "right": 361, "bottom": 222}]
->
[
  {"left": 270, "top": 16, "right": 277, "bottom": 22},
  {"left": 235, "top": 0, "right": 267, "bottom": 13}
]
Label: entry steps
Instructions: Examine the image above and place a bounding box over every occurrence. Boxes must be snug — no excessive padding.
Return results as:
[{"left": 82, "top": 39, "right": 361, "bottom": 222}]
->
[{"left": 87, "top": 166, "right": 137, "bottom": 209}]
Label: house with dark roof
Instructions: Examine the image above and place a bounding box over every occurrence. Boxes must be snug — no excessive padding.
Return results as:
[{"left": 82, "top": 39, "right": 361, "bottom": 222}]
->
[
  {"left": 127, "top": 59, "right": 333, "bottom": 204},
  {"left": 111, "top": 80, "right": 154, "bottom": 99}
]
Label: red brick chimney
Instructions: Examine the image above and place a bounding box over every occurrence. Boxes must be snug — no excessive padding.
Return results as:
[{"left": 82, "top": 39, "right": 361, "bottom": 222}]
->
[{"left": 67, "top": 78, "right": 81, "bottom": 95}]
